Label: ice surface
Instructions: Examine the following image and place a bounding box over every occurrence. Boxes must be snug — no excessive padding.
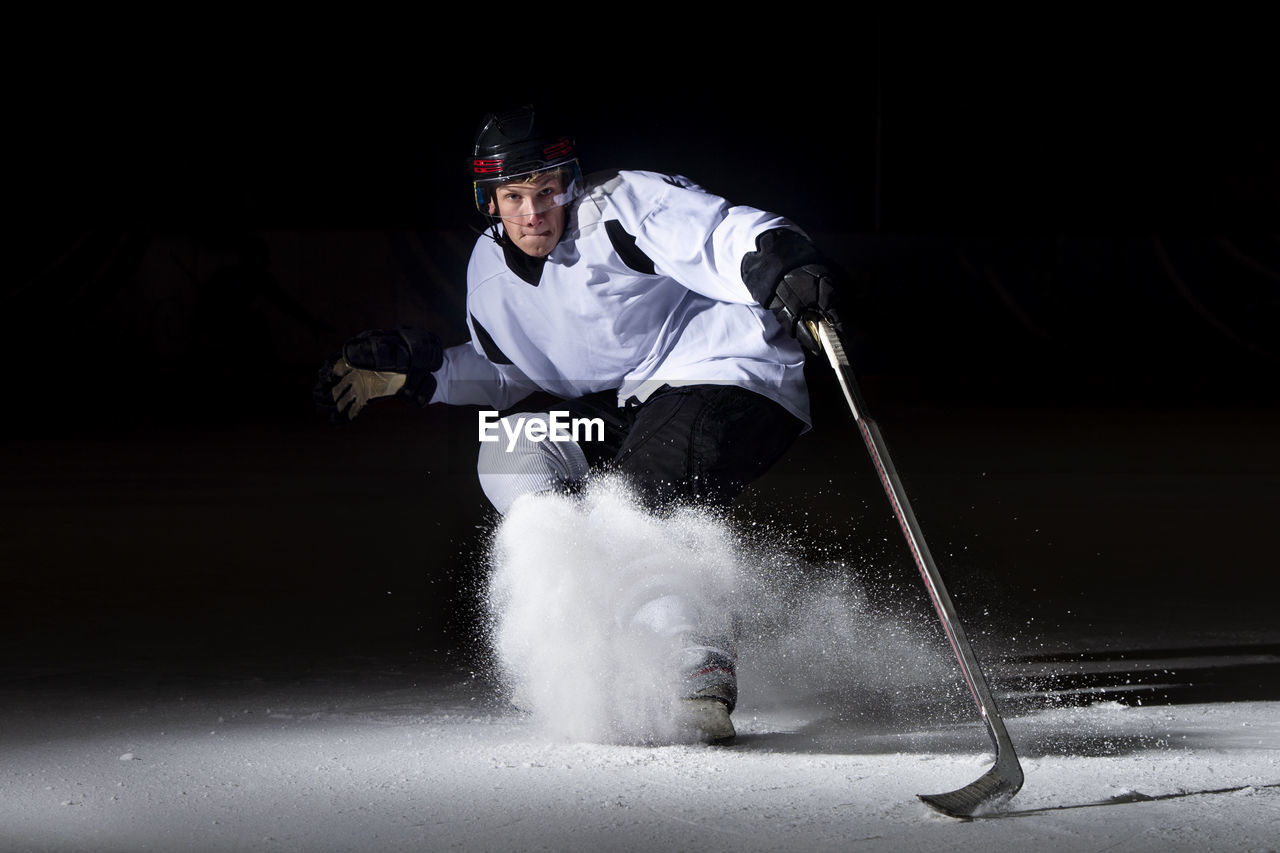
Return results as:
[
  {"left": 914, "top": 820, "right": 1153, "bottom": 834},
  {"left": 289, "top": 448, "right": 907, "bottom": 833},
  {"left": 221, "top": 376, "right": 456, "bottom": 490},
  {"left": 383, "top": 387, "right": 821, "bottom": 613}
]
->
[
  {"left": 3, "top": 475, "right": 1277, "bottom": 851},
  {"left": 1, "top": 659, "right": 1276, "bottom": 852}
]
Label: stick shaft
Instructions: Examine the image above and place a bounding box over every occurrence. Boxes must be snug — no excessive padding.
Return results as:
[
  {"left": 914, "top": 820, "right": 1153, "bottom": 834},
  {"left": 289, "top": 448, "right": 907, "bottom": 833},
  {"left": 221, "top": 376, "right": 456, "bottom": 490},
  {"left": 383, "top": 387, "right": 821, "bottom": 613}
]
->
[{"left": 809, "top": 318, "right": 1022, "bottom": 813}]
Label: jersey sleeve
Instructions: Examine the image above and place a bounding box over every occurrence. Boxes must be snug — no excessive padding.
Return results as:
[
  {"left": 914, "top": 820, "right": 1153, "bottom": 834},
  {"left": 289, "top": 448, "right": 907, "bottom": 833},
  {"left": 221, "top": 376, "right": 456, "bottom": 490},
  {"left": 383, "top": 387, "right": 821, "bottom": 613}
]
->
[
  {"left": 429, "top": 341, "right": 540, "bottom": 410},
  {"left": 619, "top": 171, "right": 807, "bottom": 305}
]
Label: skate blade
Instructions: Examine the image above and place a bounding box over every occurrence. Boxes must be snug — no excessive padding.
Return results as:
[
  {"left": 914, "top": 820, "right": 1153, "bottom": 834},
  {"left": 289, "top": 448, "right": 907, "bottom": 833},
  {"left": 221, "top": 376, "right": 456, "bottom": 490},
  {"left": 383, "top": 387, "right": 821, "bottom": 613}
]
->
[{"left": 680, "top": 698, "right": 736, "bottom": 744}]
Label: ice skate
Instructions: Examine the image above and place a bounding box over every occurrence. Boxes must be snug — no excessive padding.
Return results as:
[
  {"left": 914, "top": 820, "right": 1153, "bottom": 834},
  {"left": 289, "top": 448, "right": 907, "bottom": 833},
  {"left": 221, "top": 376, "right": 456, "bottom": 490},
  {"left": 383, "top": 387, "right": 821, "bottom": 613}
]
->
[
  {"left": 677, "top": 642, "right": 738, "bottom": 744},
  {"left": 679, "top": 695, "right": 735, "bottom": 743}
]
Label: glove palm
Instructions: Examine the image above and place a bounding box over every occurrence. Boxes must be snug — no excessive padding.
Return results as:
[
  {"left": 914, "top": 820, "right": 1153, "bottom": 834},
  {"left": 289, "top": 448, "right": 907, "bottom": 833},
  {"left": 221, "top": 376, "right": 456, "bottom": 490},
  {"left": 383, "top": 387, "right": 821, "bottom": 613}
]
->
[{"left": 329, "top": 359, "right": 407, "bottom": 420}]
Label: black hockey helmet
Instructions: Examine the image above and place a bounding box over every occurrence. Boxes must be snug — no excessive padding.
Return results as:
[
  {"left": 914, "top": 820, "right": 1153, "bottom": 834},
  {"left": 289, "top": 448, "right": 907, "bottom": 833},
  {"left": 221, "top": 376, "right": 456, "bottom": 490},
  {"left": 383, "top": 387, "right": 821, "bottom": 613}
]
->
[{"left": 470, "top": 105, "right": 582, "bottom": 213}]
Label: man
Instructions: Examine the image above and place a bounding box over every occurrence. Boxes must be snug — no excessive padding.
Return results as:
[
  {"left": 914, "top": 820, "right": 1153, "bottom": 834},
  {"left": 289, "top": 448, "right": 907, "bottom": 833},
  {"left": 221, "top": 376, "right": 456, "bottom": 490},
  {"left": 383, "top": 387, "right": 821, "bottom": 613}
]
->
[{"left": 314, "top": 105, "right": 847, "bottom": 742}]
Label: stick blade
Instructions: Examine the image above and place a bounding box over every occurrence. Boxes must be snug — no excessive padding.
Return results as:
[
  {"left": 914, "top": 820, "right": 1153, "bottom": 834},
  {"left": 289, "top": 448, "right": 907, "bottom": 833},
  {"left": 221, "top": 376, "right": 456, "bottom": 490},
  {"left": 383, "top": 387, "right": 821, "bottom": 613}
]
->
[{"left": 918, "top": 752, "right": 1024, "bottom": 819}]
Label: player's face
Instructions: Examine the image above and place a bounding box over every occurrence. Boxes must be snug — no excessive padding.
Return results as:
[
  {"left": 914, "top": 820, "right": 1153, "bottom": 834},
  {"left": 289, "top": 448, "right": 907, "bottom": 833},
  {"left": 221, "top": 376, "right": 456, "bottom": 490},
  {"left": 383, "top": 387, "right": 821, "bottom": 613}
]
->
[{"left": 489, "top": 172, "right": 567, "bottom": 258}]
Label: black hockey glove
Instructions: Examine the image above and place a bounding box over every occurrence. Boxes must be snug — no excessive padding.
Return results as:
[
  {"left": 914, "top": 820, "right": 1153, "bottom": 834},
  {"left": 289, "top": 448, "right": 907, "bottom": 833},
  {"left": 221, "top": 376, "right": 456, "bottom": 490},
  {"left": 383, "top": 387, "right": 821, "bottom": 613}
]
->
[
  {"left": 741, "top": 228, "right": 847, "bottom": 354},
  {"left": 313, "top": 327, "right": 443, "bottom": 424}
]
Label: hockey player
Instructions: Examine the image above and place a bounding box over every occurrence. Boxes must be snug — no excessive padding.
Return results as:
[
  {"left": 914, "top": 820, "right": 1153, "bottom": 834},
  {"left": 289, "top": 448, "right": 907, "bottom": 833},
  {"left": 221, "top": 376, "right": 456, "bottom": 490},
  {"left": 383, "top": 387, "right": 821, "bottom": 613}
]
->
[{"left": 314, "top": 105, "right": 847, "bottom": 742}]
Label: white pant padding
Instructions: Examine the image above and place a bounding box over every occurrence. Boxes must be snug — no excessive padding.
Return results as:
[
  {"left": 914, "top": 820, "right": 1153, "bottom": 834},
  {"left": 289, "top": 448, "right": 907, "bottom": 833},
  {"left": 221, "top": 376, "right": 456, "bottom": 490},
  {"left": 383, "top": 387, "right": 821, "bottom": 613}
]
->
[
  {"left": 629, "top": 594, "right": 698, "bottom": 639},
  {"left": 477, "top": 412, "right": 591, "bottom": 515}
]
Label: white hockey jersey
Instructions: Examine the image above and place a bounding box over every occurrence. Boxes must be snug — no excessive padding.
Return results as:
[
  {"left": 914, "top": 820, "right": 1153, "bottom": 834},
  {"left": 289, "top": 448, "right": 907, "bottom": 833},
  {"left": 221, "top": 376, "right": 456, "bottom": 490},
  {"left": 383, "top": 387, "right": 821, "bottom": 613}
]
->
[{"left": 430, "top": 169, "right": 811, "bottom": 426}]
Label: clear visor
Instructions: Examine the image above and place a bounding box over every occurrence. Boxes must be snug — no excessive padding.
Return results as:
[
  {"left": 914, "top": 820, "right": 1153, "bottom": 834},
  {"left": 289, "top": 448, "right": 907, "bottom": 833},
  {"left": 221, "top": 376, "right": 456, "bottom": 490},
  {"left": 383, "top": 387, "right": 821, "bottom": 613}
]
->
[{"left": 474, "top": 160, "right": 583, "bottom": 216}]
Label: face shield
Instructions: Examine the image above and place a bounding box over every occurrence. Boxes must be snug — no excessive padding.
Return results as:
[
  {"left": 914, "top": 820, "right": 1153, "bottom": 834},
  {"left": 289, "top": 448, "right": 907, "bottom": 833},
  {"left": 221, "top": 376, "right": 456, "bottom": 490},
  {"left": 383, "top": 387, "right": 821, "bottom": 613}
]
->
[{"left": 473, "top": 159, "right": 584, "bottom": 218}]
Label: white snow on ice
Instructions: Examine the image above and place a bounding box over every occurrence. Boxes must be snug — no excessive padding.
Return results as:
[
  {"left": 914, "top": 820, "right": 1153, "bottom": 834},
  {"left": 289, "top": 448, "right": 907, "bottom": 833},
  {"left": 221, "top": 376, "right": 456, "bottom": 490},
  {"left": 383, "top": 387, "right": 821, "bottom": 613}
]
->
[{"left": 482, "top": 478, "right": 960, "bottom": 747}]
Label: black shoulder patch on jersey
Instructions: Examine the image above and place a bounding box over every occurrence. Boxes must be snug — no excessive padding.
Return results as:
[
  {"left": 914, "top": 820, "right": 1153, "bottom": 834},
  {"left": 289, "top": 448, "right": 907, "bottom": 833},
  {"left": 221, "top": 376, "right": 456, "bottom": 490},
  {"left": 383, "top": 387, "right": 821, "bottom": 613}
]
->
[
  {"left": 470, "top": 314, "right": 514, "bottom": 365},
  {"left": 501, "top": 238, "right": 547, "bottom": 286},
  {"left": 605, "top": 220, "right": 656, "bottom": 276}
]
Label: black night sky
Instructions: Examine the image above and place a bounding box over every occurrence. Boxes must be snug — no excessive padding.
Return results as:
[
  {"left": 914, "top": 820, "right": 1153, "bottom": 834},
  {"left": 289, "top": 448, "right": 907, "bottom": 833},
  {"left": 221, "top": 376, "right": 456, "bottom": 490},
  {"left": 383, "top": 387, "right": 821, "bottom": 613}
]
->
[{"left": 4, "top": 18, "right": 1278, "bottom": 673}]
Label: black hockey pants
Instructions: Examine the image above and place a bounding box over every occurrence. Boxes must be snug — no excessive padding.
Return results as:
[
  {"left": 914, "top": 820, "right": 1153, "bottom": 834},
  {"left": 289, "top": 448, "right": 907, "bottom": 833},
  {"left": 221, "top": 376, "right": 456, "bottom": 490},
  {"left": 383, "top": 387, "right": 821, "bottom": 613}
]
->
[{"left": 560, "top": 384, "right": 804, "bottom": 512}]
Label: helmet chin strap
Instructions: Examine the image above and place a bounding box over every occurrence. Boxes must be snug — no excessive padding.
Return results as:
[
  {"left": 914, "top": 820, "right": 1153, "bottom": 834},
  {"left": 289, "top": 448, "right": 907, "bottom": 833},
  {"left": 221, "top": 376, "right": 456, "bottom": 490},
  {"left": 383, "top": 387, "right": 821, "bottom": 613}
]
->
[{"left": 470, "top": 216, "right": 509, "bottom": 248}]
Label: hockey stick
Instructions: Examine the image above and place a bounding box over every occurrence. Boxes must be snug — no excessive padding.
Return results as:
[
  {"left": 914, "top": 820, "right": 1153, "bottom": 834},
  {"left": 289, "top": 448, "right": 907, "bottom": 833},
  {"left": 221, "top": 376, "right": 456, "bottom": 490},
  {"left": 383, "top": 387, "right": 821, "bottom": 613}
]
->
[{"left": 804, "top": 316, "right": 1023, "bottom": 818}]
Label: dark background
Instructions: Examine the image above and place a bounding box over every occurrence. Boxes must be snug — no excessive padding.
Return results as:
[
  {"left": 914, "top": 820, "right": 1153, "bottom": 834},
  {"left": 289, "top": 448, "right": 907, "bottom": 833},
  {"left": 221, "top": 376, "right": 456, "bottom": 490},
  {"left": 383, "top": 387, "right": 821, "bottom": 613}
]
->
[{"left": 4, "top": 17, "right": 1278, "bottom": 676}]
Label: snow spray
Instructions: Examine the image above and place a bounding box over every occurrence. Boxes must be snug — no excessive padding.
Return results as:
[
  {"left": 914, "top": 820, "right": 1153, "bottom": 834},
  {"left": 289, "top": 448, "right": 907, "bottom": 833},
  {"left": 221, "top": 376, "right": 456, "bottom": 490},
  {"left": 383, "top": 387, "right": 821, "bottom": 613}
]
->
[{"left": 483, "top": 475, "right": 958, "bottom": 744}]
